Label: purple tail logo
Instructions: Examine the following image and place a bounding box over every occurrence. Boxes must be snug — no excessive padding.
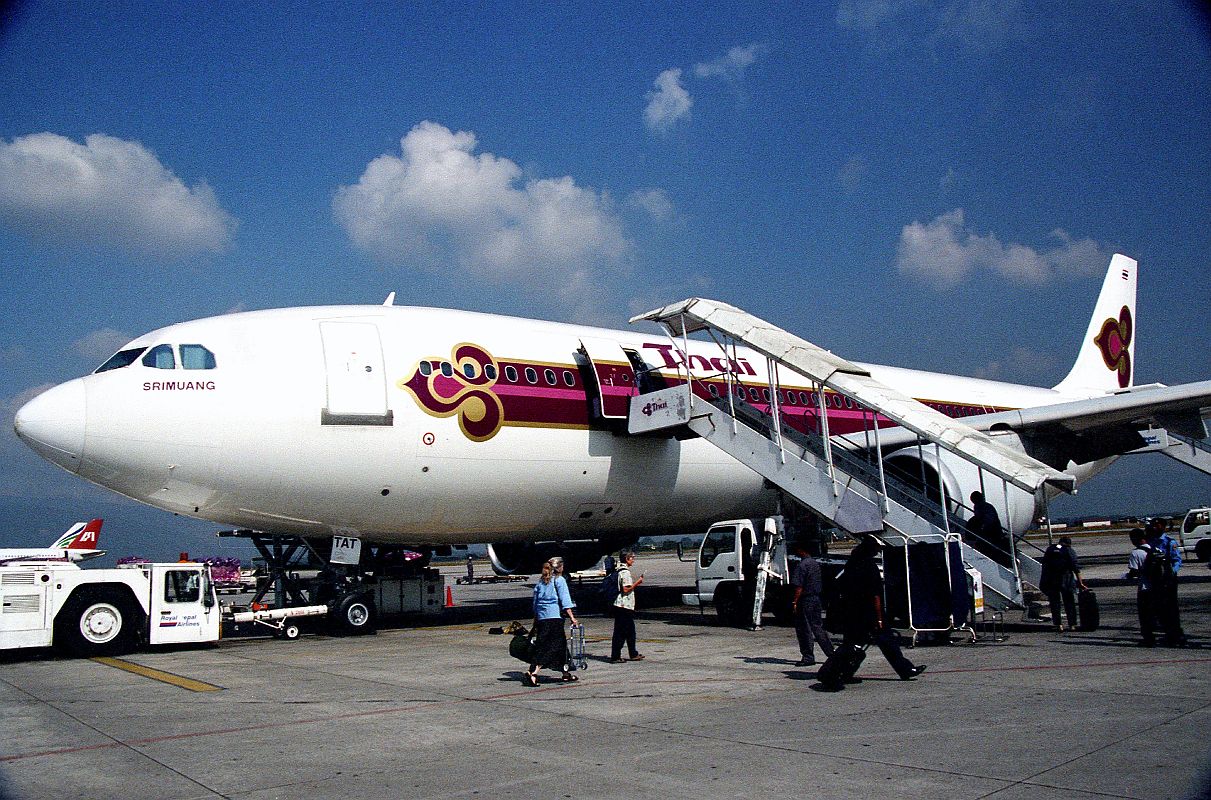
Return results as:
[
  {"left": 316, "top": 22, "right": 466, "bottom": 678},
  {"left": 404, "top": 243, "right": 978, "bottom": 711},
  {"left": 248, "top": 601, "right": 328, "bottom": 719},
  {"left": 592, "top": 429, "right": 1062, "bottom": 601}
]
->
[{"left": 1094, "top": 306, "right": 1132, "bottom": 388}]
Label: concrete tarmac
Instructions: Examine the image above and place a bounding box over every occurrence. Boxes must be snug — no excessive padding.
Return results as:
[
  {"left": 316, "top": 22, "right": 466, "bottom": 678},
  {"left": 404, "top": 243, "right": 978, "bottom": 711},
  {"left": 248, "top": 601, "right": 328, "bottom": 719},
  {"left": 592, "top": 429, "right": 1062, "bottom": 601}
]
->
[{"left": 1, "top": 559, "right": 1209, "bottom": 800}]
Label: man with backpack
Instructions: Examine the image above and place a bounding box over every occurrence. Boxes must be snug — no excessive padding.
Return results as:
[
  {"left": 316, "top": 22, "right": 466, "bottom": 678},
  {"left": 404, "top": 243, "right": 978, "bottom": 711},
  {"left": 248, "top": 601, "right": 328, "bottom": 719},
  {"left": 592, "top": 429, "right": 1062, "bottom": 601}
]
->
[
  {"left": 1039, "top": 536, "right": 1086, "bottom": 632},
  {"left": 1145, "top": 518, "right": 1186, "bottom": 647}
]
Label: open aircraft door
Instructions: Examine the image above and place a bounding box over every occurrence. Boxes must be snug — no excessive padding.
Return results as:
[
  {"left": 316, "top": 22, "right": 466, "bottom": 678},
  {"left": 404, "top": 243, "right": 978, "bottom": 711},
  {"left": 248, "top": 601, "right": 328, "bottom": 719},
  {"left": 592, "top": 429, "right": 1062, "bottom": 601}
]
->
[
  {"left": 580, "top": 337, "right": 638, "bottom": 419},
  {"left": 319, "top": 321, "right": 393, "bottom": 426}
]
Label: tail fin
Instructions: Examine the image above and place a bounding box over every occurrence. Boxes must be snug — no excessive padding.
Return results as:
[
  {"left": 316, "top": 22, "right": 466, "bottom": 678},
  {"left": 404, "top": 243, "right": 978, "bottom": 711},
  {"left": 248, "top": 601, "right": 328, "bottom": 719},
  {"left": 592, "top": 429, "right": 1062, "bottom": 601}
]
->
[
  {"left": 1052, "top": 254, "right": 1137, "bottom": 396},
  {"left": 52, "top": 518, "right": 103, "bottom": 550}
]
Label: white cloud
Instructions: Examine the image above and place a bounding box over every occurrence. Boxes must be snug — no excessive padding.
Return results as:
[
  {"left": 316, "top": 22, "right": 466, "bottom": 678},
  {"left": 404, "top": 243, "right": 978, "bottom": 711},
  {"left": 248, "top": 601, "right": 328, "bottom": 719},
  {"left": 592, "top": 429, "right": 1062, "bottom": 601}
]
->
[
  {"left": 333, "top": 121, "right": 630, "bottom": 290},
  {"left": 0, "top": 132, "right": 236, "bottom": 259},
  {"left": 838, "top": 155, "right": 869, "bottom": 194},
  {"left": 644, "top": 68, "right": 692, "bottom": 134},
  {"left": 628, "top": 188, "right": 674, "bottom": 222},
  {"left": 694, "top": 43, "right": 768, "bottom": 82},
  {"left": 72, "top": 328, "right": 132, "bottom": 363},
  {"left": 837, "top": 1, "right": 1020, "bottom": 52},
  {"left": 835, "top": 0, "right": 908, "bottom": 32},
  {"left": 895, "top": 209, "right": 1109, "bottom": 288}
]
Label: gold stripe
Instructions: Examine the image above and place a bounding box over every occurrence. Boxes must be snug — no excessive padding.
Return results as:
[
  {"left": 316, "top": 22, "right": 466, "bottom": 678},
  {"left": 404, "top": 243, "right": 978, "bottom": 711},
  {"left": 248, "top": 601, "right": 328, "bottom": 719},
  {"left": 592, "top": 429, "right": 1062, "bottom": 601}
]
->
[
  {"left": 91, "top": 657, "right": 223, "bottom": 692},
  {"left": 503, "top": 420, "right": 591, "bottom": 431}
]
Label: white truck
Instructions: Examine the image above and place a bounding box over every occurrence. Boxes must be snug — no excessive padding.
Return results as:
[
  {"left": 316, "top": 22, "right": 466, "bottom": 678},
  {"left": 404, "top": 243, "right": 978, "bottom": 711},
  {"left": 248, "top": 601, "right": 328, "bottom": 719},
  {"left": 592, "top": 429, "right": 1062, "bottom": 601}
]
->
[
  {"left": 0, "top": 560, "right": 224, "bottom": 657},
  {"left": 1178, "top": 508, "right": 1211, "bottom": 561},
  {"left": 681, "top": 517, "right": 796, "bottom": 627},
  {"left": 0, "top": 559, "right": 348, "bottom": 656}
]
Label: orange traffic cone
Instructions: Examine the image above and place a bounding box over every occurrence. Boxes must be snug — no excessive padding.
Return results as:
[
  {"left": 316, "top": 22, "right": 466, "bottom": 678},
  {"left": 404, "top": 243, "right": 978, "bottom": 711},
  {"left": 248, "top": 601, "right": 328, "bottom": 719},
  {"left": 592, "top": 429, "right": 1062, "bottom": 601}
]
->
[{"left": 445, "top": 584, "right": 455, "bottom": 608}]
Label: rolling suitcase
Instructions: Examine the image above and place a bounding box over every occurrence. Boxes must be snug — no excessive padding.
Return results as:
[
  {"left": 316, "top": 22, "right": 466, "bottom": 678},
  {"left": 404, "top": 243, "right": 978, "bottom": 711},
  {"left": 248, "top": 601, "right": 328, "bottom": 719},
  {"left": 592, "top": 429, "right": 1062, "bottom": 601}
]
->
[
  {"left": 816, "top": 643, "right": 866, "bottom": 688},
  {"left": 1077, "top": 588, "right": 1099, "bottom": 632},
  {"left": 566, "top": 623, "right": 588, "bottom": 671}
]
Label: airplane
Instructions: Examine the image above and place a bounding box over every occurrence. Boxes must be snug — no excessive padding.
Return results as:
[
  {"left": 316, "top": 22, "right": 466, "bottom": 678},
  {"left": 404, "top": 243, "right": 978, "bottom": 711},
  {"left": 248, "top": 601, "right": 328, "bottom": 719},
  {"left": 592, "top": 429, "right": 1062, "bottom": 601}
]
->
[
  {"left": 0, "top": 518, "right": 104, "bottom": 564},
  {"left": 11, "top": 254, "right": 1210, "bottom": 594}
]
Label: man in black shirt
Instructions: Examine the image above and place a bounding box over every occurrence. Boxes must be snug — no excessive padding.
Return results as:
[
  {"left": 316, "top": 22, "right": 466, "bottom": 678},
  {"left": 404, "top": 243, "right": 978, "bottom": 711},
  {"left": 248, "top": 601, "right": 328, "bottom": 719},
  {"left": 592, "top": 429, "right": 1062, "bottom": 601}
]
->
[{"left": 834, "top": 535, "right": 925, "bottom": 684}]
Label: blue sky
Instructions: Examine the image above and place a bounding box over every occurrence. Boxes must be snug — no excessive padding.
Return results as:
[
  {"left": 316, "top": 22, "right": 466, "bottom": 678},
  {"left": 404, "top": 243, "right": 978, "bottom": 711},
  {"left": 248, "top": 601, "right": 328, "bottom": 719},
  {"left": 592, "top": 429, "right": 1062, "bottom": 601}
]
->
[{"left": 0, "top": 2, "right": 1208, "bottom": 559}]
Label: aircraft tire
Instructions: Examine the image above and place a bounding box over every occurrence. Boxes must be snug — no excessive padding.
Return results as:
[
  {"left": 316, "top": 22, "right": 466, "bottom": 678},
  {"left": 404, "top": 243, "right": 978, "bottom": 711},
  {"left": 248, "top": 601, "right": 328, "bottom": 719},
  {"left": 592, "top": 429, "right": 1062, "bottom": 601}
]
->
[
  {"left": 333, "top": 593, "right": 377, "bottom": 636},
  {"left": 54, "top": 588, "right": 140, "bottom": 657},
  {"left": 281, "top": 622, "right": 301, "bottom": 641}
]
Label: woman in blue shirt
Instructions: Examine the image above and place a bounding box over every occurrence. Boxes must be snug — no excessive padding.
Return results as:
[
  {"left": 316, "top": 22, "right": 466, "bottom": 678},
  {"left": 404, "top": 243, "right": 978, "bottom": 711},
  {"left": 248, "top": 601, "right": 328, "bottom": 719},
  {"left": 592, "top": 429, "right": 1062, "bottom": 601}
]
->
[{"left": 524, "top": 556, "right": 579, "bottom": 686}]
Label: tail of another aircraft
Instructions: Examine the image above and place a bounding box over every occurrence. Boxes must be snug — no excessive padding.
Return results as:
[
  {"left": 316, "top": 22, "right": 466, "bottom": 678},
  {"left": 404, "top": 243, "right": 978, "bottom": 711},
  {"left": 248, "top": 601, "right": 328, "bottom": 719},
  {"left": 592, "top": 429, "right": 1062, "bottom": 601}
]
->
[
  {"left": 52, "top": 518, "right": 102, "bottom": 550},
  {"left": 1053, "top": 254, "right": 1137, "bottom": 396}
]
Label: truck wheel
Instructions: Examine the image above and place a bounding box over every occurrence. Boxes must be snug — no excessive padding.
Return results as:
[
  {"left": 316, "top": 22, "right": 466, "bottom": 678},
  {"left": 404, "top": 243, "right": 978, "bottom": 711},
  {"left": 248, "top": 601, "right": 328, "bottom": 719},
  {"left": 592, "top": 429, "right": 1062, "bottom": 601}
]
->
[
  {"left": 333, "top": 593, "right": 376, "bottom": 635},
  {"left": 1196, "top": 540, "right": 1210, "bottom": 562},
  {"left": 281, "top": 623, "right": 301, "bottom": 641},
  {"left": 55, "top": 589, "right": 139, "bottom": 657},
  {"left": 714, "top": 586, "right": 746, "bottom": 627}
]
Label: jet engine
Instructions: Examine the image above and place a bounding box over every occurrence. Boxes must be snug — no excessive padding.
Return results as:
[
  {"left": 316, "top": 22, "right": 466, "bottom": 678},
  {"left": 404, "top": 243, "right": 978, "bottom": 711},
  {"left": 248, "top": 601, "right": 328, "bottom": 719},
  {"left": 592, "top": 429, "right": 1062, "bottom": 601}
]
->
[{"left": 881, "top": 443, "right": 1040, "bottom": 538}]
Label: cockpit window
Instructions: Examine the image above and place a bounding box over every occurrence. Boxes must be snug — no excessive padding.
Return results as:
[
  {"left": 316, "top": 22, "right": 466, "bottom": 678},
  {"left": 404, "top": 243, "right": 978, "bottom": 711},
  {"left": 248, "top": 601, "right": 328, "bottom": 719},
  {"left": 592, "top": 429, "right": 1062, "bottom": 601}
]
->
[
  {"left": 94, "top": 347, "right": 147, "bottom": 373},
  {"left": 142, "top": 344, "right": 176, "bottom": 370},
  {"left": 180, "top": 344, "right": 216, "bottom": 370}
]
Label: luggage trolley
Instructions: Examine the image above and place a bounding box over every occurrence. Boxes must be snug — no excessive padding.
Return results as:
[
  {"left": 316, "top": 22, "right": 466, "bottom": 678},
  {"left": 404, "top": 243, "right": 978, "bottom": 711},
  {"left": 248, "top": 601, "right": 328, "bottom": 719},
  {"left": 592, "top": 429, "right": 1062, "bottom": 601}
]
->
[{"left": 567, "top": 623, "right": 588, "bottom": 671}]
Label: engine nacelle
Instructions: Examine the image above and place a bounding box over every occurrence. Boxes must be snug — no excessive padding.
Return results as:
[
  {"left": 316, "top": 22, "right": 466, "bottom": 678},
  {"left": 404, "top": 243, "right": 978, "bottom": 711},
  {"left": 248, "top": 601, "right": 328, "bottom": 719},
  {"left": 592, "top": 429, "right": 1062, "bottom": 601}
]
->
[
  {"left": 881, "top": 443, "right": 1040, "bottom": 537},
  {"left": 486, "top": 538, "right": 634, "bottom": 576}
]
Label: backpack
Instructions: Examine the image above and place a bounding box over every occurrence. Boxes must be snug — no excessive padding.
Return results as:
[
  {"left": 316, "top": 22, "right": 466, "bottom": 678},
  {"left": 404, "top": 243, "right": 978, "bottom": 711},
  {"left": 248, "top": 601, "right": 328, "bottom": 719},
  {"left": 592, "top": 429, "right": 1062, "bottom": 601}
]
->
[
  {"left": 1143, "top": 543, "right": 1175, "bottom": 591},
  {"left": 599, "top": 568, "right": 621, "bottom": 608}
]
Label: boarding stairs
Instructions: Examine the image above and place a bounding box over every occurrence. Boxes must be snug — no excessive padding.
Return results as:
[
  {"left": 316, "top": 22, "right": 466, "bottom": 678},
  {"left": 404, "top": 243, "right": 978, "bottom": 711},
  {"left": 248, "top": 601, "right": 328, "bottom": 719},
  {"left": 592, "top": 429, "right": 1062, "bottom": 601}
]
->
[{"left": 628, "top": 299, "right": 1074, "bottom": 611}]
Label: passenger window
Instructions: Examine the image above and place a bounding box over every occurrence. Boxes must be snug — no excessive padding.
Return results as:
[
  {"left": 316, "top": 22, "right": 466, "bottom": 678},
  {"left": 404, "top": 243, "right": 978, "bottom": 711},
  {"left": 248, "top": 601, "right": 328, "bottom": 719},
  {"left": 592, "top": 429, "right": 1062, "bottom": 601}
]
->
[
  {"left": 94, "top": 347, "right": 146, "bottom": 373},
  {"left": 419, "top": 361, "right": 433, "bottom": 376},
  {"left": 799, "top": 391, "right": 808, "bottom": 404},
  {"left": 749, "top": 388, "right": 759, "bottom": 401},
  {"left": 441, "top": 362, "right": 453, "bottom": 377},
  {"left": 525, "top": 367, "right": 538, "bottom": 384},
  {"left": 142, "top": 344, "right": 176, "bottom": 370},
  {"left": 463, "top": 362, "right": 477, "bottom": 379},
  {"left": 562, "top": 370, "right": 575, "bottom": 387},
  {"left": 164, "top": 569, "right": 200, "bottom": 603},
  {"left": 708, "top": 384, "right": 719, "bottom": 397},
  {"left": 700, "top": 526, "right": 737, "bottom": 569},
  {"left": 544, "top": 369, "right": 556, "bottom": 386},
  {"left": 485, "top": 365, "right": 498, "bottom": 380},
  {"left": 504, "top": 365, "right": 518, "bottom": 383},
  {"left": 180, "top": 344, "right": 216, "bottom": 370}
]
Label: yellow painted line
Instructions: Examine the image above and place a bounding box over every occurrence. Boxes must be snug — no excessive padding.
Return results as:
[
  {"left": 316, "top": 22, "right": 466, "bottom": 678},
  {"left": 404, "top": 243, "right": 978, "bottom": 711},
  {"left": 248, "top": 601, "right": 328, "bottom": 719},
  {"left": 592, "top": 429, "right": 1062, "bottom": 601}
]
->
[{"left": 91, "top": 657, "right": 224, "bottom": 692}]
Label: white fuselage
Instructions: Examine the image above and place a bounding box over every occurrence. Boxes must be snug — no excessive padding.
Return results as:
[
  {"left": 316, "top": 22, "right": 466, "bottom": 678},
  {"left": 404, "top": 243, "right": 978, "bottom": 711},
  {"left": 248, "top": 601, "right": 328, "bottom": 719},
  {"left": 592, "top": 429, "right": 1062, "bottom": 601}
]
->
[{"left": 14, "top": 305, "right": 1100, "bottom": 546}]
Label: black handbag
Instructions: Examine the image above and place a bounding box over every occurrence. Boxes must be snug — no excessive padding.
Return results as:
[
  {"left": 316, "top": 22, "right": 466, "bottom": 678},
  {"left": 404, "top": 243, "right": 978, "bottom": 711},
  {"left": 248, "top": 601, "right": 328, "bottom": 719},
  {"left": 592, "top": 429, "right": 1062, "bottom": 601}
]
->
[{"left": 508, "top": 624, "right": 535, "bottom": 662}]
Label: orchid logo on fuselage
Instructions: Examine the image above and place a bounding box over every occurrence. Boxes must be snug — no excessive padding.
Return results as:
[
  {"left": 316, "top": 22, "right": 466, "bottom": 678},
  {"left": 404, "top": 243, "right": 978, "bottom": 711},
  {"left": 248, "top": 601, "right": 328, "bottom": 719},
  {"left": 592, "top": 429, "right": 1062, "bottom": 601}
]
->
[
  {"left": 399, "top": 343, "right": 504, "bottom": 442},
  {"left": 1094, "top": 305, "right": 1133, "bottom": 389}
]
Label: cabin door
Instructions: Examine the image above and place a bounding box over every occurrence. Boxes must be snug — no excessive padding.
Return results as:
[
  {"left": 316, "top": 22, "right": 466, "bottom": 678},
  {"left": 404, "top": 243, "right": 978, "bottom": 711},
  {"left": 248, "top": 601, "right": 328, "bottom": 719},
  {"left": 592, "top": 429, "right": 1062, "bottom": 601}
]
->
[
  {"left": 579, "top": 337, "right": 638, "bottom": 419},
  {"left": 319, "top": 321, "right": 393, "bottom": 426}
]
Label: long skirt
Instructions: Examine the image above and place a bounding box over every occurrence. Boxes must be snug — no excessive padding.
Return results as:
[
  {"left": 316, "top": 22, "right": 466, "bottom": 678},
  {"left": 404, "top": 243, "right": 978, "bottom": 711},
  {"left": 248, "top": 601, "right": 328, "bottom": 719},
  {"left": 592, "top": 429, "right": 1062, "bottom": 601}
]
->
[{"left": 530, "top": 618, "right": 567, "bottom": 670}]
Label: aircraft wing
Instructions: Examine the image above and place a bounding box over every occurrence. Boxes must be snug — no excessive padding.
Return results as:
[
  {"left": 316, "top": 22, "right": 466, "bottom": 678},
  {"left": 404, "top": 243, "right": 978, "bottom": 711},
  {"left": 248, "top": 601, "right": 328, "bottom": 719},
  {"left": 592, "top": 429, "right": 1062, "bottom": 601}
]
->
[{"left": 853, "top": 380, "right": 1211, "bottom": 469}]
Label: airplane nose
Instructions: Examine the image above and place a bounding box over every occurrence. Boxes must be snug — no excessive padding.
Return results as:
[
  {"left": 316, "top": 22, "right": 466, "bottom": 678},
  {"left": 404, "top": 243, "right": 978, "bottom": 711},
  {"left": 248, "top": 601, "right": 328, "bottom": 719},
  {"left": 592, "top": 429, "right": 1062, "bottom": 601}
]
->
[{"left": 14, "top": 379, "right": 86, "bottom": 474}]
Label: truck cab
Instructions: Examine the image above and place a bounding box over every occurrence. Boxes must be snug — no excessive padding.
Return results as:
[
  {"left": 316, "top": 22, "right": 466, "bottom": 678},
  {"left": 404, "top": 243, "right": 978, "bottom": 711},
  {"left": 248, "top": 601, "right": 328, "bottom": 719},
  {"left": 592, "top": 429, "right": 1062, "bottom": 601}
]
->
[
  {"left": 1179, "top": 508, "right": 1211, "bottom": 562},
  {"left": 682, "top": 518, "right": 789, "bottom": 624}
]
